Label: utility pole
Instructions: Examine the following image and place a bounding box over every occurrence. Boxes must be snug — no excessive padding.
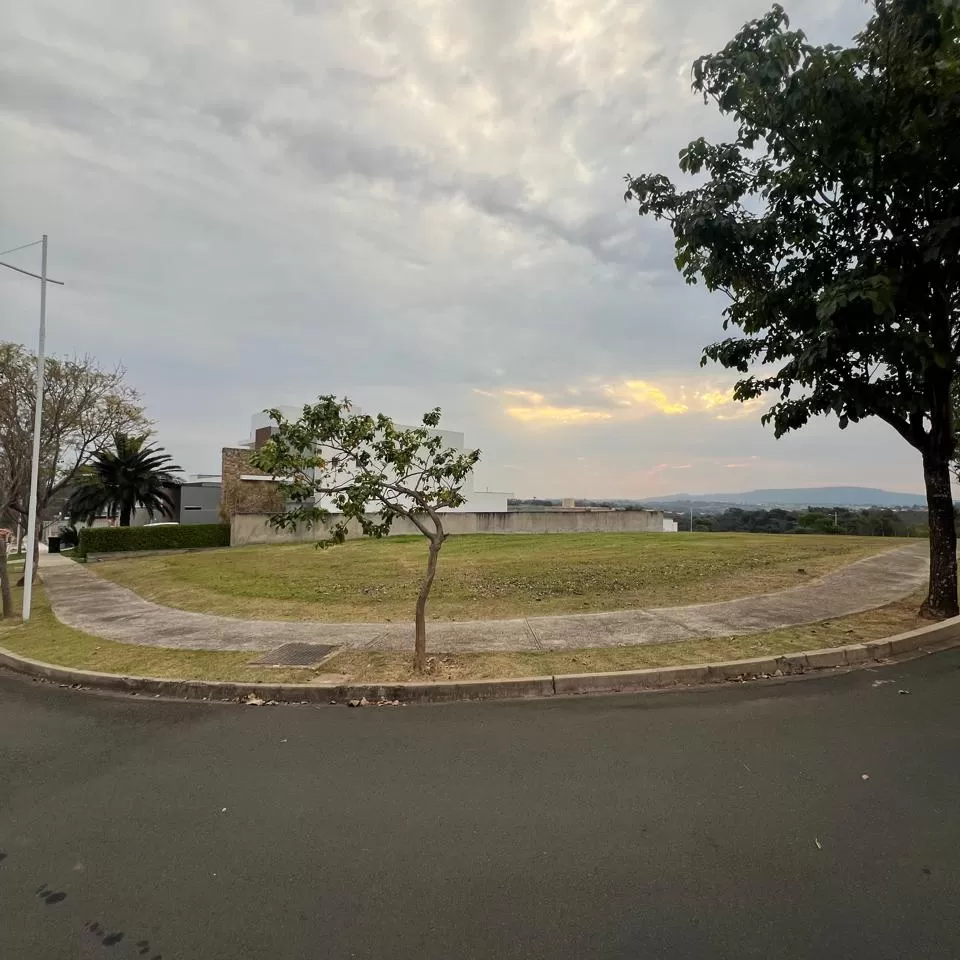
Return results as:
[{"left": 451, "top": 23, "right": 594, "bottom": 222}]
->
[
  {"left": 0, "top": 235, "right": 63, "bottom": 621},
  {"left": 22, "top": 235, "right": 48, "bottom": 621},
  {"left": 690, "top": 506, "right": 694, "bottom": 532}
]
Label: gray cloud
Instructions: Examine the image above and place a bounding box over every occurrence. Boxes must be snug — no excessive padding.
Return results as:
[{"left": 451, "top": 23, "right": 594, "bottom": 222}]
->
[{"left": 0, "top": 0, "right": 916, "bottom": 496}]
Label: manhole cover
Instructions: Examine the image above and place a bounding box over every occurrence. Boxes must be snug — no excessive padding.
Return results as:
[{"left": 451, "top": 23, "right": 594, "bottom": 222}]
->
[{"left": 248, "top": 643, "right": 337, "bottom": 668}]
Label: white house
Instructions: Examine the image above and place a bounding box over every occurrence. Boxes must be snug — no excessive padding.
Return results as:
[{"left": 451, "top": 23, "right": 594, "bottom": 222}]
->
[{"left": 241, "top": 407, "right": 510, "bottom": 513}]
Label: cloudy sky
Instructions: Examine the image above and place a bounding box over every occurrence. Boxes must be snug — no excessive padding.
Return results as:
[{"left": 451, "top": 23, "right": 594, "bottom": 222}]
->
[{"left": 0, "top": 0, "right": 925, "bottom": 498}]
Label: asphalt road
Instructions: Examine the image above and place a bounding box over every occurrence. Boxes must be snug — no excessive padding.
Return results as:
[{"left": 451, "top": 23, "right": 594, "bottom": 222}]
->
[{"left": 2, "top": 653, "right": 958, "bottom": 960}]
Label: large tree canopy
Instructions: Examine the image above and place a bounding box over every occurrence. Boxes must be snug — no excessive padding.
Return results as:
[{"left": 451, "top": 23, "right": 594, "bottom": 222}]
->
[
  {"left": 625, "top": 0, "right": 960, "bottom": 617},
  {"left": 0, "top": 343, "right": 149, "bottom": 531}
]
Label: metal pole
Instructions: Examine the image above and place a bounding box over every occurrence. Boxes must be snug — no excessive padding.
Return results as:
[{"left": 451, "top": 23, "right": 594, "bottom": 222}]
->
[
  {"left": 690, "top": 506, "right": 693, "bottom": 533},
  {"left": 22, "top": 235, "right": 48, "bottom": 621}
]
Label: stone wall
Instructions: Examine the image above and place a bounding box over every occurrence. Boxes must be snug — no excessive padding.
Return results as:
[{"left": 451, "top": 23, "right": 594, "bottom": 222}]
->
[
  {"left": 231, "top": 508, "right": 666, "bottom": 546},
  {"left": 219, "top": 447, "right": 286, "bottom": 523}
]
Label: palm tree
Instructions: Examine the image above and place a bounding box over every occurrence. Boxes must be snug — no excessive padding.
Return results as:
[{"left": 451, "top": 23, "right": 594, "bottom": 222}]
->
[{"left": 67, "top": 434, "right": 182, "bottom": 527}]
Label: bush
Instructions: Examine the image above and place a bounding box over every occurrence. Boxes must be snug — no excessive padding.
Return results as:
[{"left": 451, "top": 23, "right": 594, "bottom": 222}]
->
[
  {"left": 77, "top": 524, "right": 230, "bottom": 558},
  {"left": 59, "top": 525, "right": 80, "bottom": 548}
]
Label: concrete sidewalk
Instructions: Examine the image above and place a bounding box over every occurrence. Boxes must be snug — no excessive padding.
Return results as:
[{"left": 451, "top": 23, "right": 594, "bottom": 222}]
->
[{"left": 36, "top": 544, "right": 930, "bottom": 654}]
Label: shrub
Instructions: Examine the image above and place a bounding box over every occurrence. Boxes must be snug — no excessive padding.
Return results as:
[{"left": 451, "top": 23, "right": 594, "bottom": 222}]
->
[
  {"left": 77, "top": 523, "right": 230, "bottom": 558},
  {"left": 59, "top": 525, "right": 80, "bottom": 548}
]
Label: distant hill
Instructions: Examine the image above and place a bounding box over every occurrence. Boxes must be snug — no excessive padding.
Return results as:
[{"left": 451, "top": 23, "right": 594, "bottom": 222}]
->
[{"left": 641, "top": 486, "right": 927, "bottom": 508}]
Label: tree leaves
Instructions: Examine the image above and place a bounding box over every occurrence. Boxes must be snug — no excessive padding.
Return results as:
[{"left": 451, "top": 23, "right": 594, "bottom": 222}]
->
[
  {"left": 624, "top": 0, "right": 960, "bottom": 460},
  {"left": 0, "top": 343, "right": 150, "bottom": 523},
  {"left": 65, "top": 434, "right": 181, "bottom": 525},
  {"left": 250, "top": 397, "right": 482, "bottom": 547}
]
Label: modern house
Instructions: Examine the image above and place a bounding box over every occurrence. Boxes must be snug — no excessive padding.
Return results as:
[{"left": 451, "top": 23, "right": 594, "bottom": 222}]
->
[
  {"left": 81, "top": 477, "right": 224, "bottom": 528},
  {"left": 220, "top": 408, "right": 666, "bottom": 546},
  {"left": 220, "top": 407, "right": 511, "bottom": 521}
]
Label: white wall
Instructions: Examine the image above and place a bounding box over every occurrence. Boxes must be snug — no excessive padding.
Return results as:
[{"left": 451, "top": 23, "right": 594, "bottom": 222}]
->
[
  {"left": 456, "top": 490, "right": 510, "bottom": 513},
  {"left": 244, "top": 407, "right": 509, "bottom": 513},
  {"left": 232, "top": 509, "right": 667, "bottom": 545}
]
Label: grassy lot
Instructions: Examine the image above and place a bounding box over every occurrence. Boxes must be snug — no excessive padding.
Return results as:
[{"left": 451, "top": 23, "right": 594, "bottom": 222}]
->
[
  {"left": 0, "top": 583, "right": 931, "bottom": 685},
  {"left": 89, "top": 533, "right": 900, "bottom": 622}
]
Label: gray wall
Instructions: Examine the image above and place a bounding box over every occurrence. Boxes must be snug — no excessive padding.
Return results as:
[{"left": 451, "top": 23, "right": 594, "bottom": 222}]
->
[
  {"left": 231, "top": 509, "right": 665, "bottom": 546},
  {"left": 179, "top": 483, "right": 222, "bottom": 525}
]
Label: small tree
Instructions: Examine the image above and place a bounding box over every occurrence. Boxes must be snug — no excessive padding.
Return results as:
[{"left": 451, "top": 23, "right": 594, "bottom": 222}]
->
[
  {"left": 251, "top": 398, "right": 481, "bottom": 672},
  {"left": 625, "top": 0, "right": 960, "bottom": 618},
  {"left": 66, "top": 433, "right": 181, "bottom": 527}
]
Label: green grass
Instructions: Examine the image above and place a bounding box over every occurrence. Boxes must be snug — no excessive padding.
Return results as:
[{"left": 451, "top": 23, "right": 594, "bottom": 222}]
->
[
  {"left": 89, "top": 533, "right": 899, "bottom": 623},
  {"left": 0, "top": 582, "right": 930, "bottom": 685}
]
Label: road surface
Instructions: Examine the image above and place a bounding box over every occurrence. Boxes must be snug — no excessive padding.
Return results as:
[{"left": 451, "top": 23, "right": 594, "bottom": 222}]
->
[{"left": 2, "top": 651, "right": 958, "bottom": 959}]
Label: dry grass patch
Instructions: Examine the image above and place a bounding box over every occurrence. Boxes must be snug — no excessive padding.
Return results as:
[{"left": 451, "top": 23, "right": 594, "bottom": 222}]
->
[{"left": 90, "top": 533, "right": 901, "bottom": 622}]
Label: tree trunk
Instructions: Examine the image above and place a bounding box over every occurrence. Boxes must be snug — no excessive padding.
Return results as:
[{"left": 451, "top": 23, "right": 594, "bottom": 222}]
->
[
  {"left": 414, "top": 536, "right": 443, "bottom": 673},
  {"left": 919, "top": 450, "right": 958, "bottom": 619},
  {"left": 0, "top": 542, "right": 12, "bottom": 618},
  {"left": 119, "top": 504, "right": 132, "bottom": 527},
  {"left": 15, "top": 533, "right": 40, "bottom": 588}
]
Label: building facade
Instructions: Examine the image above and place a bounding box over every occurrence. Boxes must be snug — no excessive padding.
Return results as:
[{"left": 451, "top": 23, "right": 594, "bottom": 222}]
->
[
  {"left": 177, "top": 481, "right": 222, "bottom": 524},
  {"left": 221, "top": 407, "right": 511, "bottom": 521}
]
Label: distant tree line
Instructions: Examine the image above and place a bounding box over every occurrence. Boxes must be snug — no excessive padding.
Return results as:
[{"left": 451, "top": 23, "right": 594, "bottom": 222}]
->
[{"left": 674, "top": 507, "right": 930, "bottom": 538}]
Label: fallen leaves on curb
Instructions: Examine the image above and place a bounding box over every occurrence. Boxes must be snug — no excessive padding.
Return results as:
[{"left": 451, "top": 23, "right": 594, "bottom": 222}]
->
[
  {"left": 727, "top": 669, "right": 788, "bottom": 683},
  {"left": 347, "top": 697, "right": 404, "bottom": 708}
]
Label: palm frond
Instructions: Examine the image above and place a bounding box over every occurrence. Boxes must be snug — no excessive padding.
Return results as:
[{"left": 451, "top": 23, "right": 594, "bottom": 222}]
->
[{"left": 65, "top": 433, "right": 182, "bottom": 525}]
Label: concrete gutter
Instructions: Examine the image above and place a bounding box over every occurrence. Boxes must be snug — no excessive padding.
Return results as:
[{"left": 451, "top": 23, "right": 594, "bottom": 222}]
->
[{"left": 2, "top": 616, "right": 959, "bottom": 704}]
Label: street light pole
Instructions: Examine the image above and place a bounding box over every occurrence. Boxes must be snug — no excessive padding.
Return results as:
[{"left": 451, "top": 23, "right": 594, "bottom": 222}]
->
[
  {"left": 21, "top": 235, "right": 48, "bottom": 621},
  {"left": 0, "top": 236, "right": 63, "bottom": 621}
]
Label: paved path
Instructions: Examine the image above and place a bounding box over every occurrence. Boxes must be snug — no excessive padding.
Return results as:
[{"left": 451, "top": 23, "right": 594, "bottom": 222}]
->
[
  {"left": 2, "top": 649, "right": 959, "bottom": 960},
  {"left": 38, "top": 543, "right": 929, "bottom": 653}
]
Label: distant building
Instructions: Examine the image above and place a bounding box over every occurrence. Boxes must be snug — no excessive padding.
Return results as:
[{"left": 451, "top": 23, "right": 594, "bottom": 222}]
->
[
  {"left": 221, "top": 407, "right": 511, "bottom": 521},
  {"left": 555, "top": 497, "right": 612, "bottom": 512}
]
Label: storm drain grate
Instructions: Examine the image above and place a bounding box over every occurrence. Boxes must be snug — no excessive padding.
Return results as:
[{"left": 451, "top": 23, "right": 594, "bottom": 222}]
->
[{"left": 248, "top": 643, "right": 338, "bottom": 668}]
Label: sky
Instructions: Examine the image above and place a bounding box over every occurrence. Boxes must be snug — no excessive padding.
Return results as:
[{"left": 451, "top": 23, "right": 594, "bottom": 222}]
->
[{"left": 0, "top": 0, "right": 927, "bottom": 498}]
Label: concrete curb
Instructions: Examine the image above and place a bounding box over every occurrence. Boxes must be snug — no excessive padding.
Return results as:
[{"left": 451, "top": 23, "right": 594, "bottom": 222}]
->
[{"left": 2, "top": 615, "right": 959, "bottom": 704}]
